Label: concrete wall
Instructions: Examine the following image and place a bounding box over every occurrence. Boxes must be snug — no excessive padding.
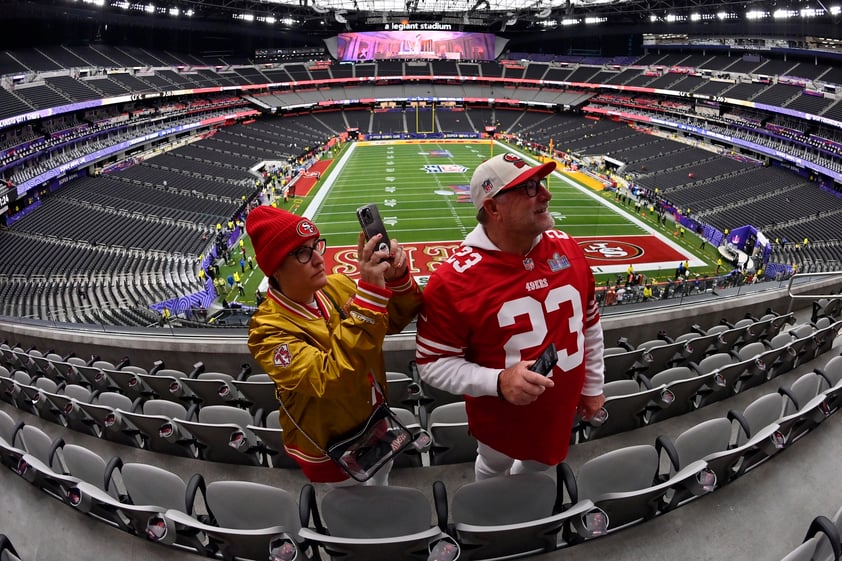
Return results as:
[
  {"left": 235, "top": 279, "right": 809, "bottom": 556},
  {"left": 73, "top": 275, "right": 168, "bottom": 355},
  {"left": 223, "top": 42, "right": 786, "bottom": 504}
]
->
[{"left": 3, "top": 277, "right": 839, "bottom": 376}]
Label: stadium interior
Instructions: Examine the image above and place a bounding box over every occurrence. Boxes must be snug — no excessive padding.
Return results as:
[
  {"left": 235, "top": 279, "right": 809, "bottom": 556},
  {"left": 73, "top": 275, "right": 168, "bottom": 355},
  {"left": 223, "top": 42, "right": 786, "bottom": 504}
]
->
[{"left": 2, "top": 0, "right": 842, "bottom": 559}]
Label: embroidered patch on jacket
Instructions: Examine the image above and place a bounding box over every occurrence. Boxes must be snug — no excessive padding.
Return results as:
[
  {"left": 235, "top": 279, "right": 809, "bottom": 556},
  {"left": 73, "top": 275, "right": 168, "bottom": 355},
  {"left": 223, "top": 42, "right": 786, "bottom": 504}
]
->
[
  {"left": 351, "top": 311, "right": 376, "bottom": 324},
  {"left": 273, "top": 344, "right": 292, "bottom": 367}
]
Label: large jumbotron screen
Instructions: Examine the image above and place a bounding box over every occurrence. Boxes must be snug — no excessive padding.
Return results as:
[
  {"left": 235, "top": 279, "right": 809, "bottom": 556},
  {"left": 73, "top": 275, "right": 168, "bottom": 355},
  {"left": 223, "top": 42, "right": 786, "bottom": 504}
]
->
[{"left": 330, "top": 31, "right": 499, "bottom": 61}]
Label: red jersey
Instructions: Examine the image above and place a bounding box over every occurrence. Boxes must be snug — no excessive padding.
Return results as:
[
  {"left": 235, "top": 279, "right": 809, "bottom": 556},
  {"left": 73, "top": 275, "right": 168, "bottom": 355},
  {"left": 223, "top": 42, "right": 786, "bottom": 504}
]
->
[{"left": 416, "top": 226, "right": 603, "bottom": 464}]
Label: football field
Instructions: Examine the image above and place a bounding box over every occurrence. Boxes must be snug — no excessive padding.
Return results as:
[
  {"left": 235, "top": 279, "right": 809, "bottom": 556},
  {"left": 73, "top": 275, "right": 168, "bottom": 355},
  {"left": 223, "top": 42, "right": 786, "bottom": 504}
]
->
[{"left": 302, "top": 139, "right": 704, "bottom": 284}]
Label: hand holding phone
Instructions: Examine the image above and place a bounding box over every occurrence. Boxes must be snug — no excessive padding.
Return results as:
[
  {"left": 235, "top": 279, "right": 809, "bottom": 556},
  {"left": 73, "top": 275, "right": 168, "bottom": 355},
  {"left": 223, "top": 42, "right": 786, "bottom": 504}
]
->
[
  {"left": 528, "top": 343, "right": 558, "bottom": 376},
  {"left": 356, "top": 204, "right": 392, "bottom": 260}
]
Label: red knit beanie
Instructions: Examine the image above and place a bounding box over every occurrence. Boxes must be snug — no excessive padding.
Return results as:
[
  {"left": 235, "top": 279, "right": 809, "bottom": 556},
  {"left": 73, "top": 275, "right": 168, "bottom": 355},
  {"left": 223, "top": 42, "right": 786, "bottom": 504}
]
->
[{"left": 245, "top": 206, "right": 320, "bottom": 276}]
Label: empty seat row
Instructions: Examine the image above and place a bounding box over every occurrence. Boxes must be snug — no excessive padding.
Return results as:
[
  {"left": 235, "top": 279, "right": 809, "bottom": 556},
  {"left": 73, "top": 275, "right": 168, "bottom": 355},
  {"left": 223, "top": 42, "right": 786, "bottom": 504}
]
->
[{"left": 3, "top": 346, "right": 840, "bottom": 561}]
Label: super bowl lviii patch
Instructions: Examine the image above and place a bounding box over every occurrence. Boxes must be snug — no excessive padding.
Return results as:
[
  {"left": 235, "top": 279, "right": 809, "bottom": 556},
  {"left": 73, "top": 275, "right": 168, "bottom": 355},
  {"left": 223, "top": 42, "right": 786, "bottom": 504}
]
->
[
  {"left": 273, "top": 344, "right": 292, "bottom": 367},
  {"left": 548, "top": 253, "right": 571, "bottom": 272}
]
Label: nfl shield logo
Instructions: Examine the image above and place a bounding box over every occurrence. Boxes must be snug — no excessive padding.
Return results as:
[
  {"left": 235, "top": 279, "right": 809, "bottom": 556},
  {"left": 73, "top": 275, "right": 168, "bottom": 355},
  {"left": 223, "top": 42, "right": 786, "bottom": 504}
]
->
[
  {"left": 273, "top": 344, "right": 292, "bottom": 367},
  {"left": 482, "top": 179, "right": 495, "bottom": 194}
]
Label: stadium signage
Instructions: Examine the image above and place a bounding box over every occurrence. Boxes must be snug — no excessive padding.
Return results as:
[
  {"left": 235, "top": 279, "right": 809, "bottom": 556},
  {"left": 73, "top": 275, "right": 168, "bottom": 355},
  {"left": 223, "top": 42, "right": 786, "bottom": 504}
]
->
[{"left": 384, "top": 22, "right": 453, "bottom": 31}]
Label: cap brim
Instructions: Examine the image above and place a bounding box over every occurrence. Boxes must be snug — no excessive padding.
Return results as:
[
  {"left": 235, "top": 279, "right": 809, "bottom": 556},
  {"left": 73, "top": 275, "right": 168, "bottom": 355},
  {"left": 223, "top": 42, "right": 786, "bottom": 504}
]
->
[{"left": 497, "top": 160, "right": 557, "bottom": 195}]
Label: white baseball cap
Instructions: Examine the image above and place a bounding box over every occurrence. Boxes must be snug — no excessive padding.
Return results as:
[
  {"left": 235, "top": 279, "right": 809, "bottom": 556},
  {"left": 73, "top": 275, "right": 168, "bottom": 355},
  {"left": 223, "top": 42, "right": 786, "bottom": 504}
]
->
[{"left": 469, "top": 153, "right": 556, "bottom": 210}]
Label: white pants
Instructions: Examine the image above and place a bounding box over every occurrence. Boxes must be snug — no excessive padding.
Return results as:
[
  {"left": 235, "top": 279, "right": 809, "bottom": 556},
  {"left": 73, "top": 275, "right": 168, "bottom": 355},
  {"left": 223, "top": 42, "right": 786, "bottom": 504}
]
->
[{"left": 475, "top": 441, "right": 552, "bottom": 481}]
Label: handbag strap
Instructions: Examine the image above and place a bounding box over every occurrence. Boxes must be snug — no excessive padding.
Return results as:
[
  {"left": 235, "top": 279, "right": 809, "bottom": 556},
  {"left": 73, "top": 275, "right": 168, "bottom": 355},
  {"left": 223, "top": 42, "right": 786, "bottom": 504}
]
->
[
  {"left": 275, "top": 288, "right": 387, "bottom": 454},
  {"left": 275, "top": 372, "right": 388, "bottom": 456},
  {"left": 276, "top": 393, "right": 328, "bottom": 455}
]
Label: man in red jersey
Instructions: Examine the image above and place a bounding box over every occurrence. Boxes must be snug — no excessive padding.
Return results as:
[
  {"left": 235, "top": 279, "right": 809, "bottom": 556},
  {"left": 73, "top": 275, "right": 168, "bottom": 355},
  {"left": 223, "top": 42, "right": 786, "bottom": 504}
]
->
[{"left": 416, "top": 153, "right": 606, "bottom": 480}]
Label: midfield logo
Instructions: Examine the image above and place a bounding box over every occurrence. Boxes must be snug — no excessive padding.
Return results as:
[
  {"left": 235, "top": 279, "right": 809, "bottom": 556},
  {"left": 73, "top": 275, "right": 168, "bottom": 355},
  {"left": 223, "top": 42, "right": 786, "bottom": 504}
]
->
[
  {"left": 423, "top": 165, "right": 468, "bottom": 174},
  {"left": 579, "top": 240, "right": 645, "bottom": 260}
]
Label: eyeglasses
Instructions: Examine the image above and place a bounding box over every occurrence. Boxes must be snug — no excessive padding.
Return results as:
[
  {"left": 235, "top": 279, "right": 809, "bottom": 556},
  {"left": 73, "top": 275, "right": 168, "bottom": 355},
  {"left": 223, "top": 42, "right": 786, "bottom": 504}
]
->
[
  {"left": 497, "top": 179, "right": 546, "bottom": 198},
  {"left": 289, "top": 238, "right": 326, "bottom": 264}
]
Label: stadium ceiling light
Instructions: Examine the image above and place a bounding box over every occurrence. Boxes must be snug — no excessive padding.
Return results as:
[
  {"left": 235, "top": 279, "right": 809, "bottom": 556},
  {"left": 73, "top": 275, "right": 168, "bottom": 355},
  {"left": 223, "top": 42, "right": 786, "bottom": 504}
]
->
[
  {"left": 560, "top": 16, "right": 578, "bottom": 24},
  {"left": 830, "top": 5, "right": 841, "bottom": 14},
  {"left": 168, "top": 6, "right": 179, "bottom": 15},
  {"left": 745, "top": 9, "right": 766, "bottom": 19},
  {"left": 773, "top": 9, "right": 795, "bottom": 18},
  {"left": 584, "top": 15, "right": 604, "bottom": 23},
  {"left": 280, "top": 16, "right": 295, "bottom": 23},
  {"left": 649, "top": 13, "right": 658, "bottom": 21},
  {"left": 184, "top": 8, "right": 193, "bottom": 15}
]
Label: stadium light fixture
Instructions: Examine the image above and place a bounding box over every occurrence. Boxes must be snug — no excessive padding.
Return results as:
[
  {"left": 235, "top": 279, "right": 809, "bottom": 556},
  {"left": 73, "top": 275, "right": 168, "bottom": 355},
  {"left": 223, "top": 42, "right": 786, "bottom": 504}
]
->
[
  {"left": 561, "top": 17, "right": 578, "bottom": 24},
  {"left": 184, "top": 8, "right": 193, "bottom": 15},
  {"left": 773, "top": 9, "right": 796, "bottom": 19},
  {"left": 281, "top": 16, "right": 295, "bottom": 24},
  {"left": 745, "top": 10, "right": 767, "bottom": 19},
  {"left": 689, "top": 12, "right": 700, "bottom": 21},
  {"left": 830, "top": 5, "right": 841, "bottom": 14},
  {"left": 649, "top": 13, "right": 658, "bottom": 21},
  {"left": 168, "top": 6, "right": 179, "bottom": 15},
  {"left": 144, "top": 3, "right": 154, "bottom": 13}
]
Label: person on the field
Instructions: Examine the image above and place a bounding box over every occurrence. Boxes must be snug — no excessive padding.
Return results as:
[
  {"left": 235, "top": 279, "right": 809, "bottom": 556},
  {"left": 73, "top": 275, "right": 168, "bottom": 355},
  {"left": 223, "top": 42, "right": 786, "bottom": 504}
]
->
[
  {"left": 246, "top": 206, "right": 422, "bottom": 484},
  {"left": 415, "top": 153, "right": 605, "bottom": 481}
]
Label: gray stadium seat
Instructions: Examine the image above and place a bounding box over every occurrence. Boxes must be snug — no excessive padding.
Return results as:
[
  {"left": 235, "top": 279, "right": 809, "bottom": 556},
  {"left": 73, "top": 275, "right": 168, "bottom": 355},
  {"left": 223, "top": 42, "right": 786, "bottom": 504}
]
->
[
  {"left": 119, "top": 398, "right": 199, "bottom": 457},
  {"left": 299, "top": 484, "right": 449, "bottom": 561},
  {"left": 577, "top": 379, "right": 663, "bottom": 441},
  {"left": 427, "top": 401, "right": 477, "bottom": 466},
  {"left": 434, "top": 471, "right": 598, "bottom": 558},
  {"left": 727, "top": 392, "right": 787, "bottom": 476},
  {"left": 778, "top": 515, "right": 841, "bottom": 561},
  {"left": 562, "top": 444, "right": 711, "bottom": 533},
  {"left": 150, "top": 479, "right": 309, "bottom": 561},
  {"left": 171, "top": 404, "right": 263, "bottom": 465},
  {"left": 645, "top": 366, "right": 707, "bottom": 423},
  {"left": 777, "top": 372, "right": 833, "bottom": 443},
  {"left": 246, "top": 409, "right": 299, "bottom": 469}
]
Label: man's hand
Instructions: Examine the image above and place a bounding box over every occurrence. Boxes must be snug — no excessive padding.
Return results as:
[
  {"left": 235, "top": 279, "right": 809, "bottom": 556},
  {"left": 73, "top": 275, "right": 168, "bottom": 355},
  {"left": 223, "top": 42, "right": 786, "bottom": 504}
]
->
[
  {"left": 577, "top": 393, "right": 606, "bottom": 421},
  {"left": 497, "top": 362, "right": 555, "bottom": 406}
]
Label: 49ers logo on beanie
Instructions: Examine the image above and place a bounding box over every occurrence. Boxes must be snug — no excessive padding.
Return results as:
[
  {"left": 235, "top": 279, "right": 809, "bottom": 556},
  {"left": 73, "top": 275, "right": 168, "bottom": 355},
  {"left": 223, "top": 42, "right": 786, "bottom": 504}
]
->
[
  {"left": 297, "top": 220, "right": 317, "bottom": 237},
  {"left": 246, "top": 206, "right": 321, "bottom": 276}
]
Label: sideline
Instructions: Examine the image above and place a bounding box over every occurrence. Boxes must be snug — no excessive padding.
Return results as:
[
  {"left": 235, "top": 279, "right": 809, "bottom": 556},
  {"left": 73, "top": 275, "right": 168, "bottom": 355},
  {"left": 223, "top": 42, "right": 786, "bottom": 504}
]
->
[{"left": 302, "top": 142, "right": 357, "bottom": 219}]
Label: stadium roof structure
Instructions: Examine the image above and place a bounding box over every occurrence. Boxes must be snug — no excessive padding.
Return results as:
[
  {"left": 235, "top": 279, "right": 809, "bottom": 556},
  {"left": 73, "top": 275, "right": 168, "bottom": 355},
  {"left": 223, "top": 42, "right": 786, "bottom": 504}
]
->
[
  {"left": 154, "top": 0, "right": 842, "bottom": 31},
  {"left": 10, "top": 0, "right": 842, "bottom": 33}
]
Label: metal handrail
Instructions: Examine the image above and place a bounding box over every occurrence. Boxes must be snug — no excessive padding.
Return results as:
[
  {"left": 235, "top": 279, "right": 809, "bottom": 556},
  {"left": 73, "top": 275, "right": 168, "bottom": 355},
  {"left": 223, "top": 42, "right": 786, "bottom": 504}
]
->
[{"left": 786, "top": 271, "right": 842, "bottom": 313}]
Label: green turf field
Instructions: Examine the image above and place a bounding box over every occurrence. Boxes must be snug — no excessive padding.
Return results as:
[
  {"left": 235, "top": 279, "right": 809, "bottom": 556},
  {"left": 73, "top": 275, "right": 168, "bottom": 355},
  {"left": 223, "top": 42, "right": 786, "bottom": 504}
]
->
[
  {"left": 216, "top": 139, "right": 717, "bottom": 308},
  {"left": 307, "top": 140, "right": 647, "bottom": 246}
]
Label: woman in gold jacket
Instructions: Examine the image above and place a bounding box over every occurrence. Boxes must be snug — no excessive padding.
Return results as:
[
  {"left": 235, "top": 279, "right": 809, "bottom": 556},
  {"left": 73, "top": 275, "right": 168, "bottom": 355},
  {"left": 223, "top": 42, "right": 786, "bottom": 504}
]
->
[{"left": 246, "top": 205, "right": 422, "bottom": 484}]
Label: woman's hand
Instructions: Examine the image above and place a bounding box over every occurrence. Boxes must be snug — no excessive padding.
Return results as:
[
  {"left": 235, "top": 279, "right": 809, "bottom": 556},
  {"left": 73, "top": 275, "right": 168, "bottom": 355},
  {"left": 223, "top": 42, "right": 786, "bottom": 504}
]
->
[
  {"left": 357, "top": 232, "right": 391, "bottom": 288},
  {"left": 383, "top": 239, "right": 408, "bottom": 282}
]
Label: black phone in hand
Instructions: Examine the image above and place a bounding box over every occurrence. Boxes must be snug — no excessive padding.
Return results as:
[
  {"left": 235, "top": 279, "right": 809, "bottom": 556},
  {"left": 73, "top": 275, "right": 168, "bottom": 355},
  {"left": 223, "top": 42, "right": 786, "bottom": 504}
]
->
[
  {"left": 356, "top": 204, "right": 392, "bottom": 259},
  {"left": 528, "top": 343, "right": 558, "bottom": 376}
]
